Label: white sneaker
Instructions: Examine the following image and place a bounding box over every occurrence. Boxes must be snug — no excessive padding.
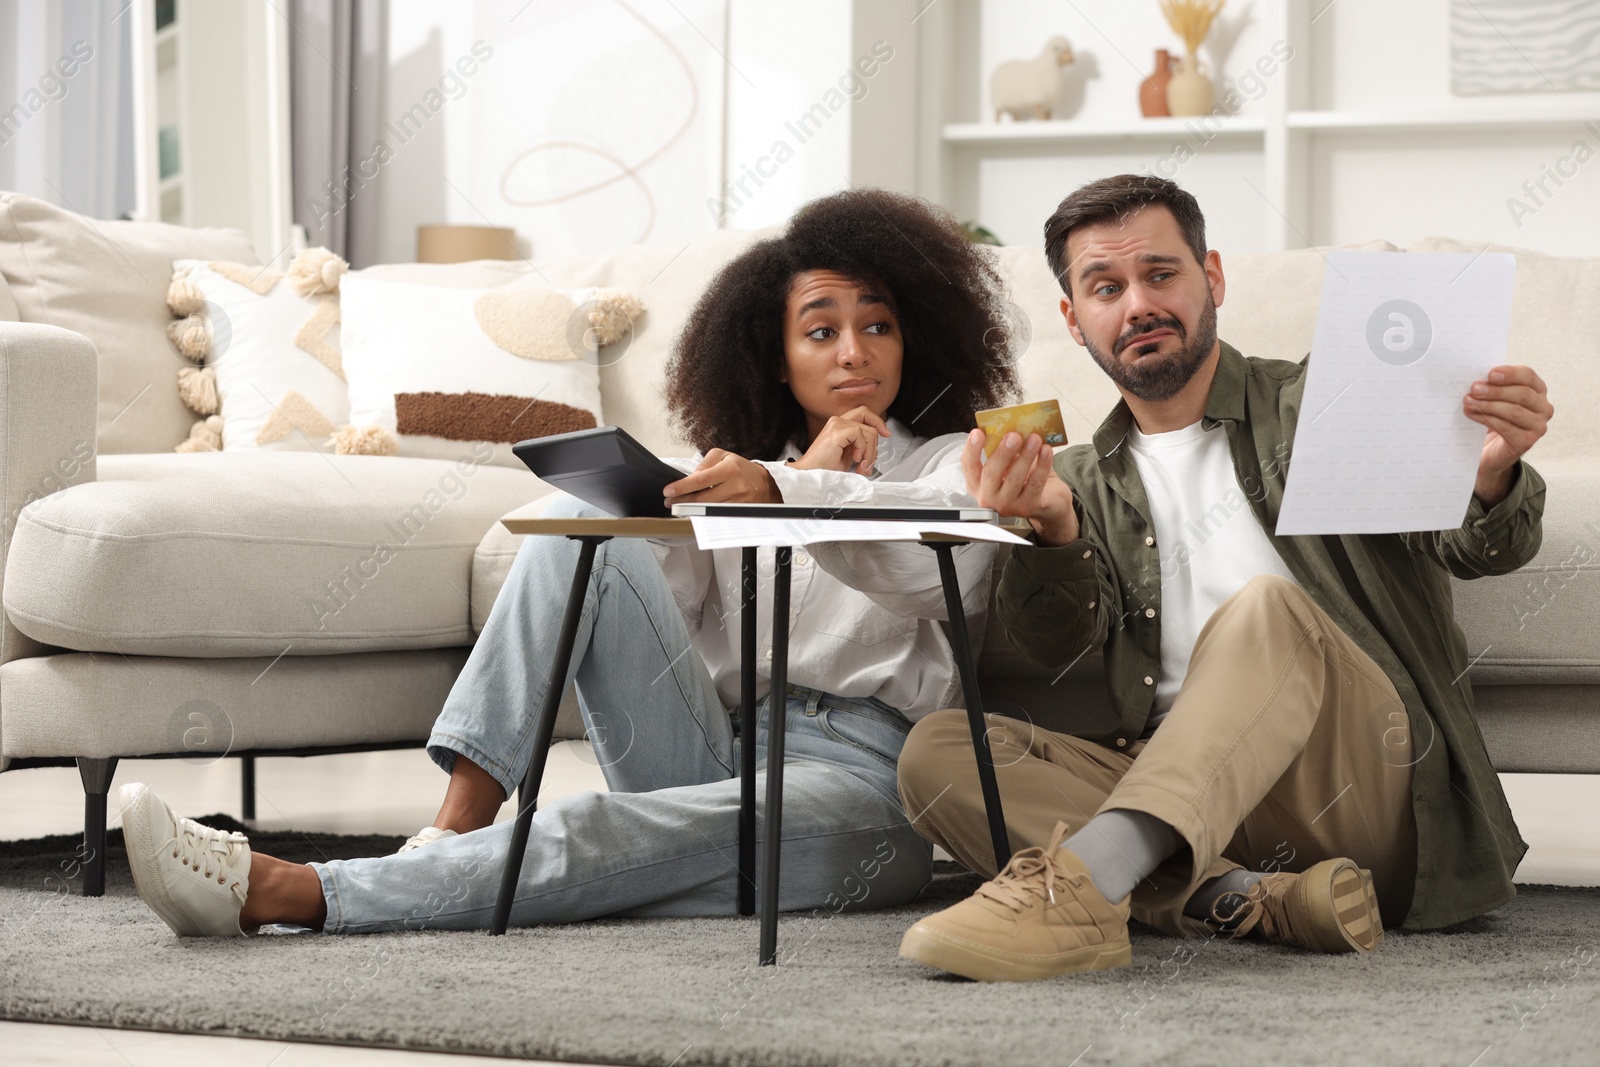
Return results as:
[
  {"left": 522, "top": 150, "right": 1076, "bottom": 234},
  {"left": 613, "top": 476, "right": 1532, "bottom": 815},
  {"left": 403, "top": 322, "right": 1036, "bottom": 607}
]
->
[
  {"left": 399, "top": 825, "right": 457, "bottom": 853},
  {"left": 120, "top": 782, "right": 251, "bottom": 937}
]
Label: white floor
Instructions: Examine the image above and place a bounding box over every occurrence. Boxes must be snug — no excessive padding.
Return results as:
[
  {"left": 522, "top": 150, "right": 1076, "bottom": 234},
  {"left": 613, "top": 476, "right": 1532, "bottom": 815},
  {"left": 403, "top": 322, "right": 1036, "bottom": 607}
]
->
[
  {"left": 3, "top": 746, "right": 1598, "bottom": 1064},
  {"left": 0, "top": 1020, "right": 578, "bottom": 1067}
]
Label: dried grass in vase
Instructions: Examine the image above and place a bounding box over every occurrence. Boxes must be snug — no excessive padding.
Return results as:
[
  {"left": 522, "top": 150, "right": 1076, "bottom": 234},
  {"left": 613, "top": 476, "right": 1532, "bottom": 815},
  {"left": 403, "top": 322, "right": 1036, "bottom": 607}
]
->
[{"left": 1159, "top": 0, "right": 1226, "bottom": 56}]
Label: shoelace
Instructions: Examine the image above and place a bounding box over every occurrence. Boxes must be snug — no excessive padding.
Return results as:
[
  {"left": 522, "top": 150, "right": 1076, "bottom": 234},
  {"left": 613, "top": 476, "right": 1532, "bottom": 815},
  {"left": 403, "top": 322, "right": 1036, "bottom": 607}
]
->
[
  {"left": 170, "top": 819, "right": 248, "bottom": 893},
  {"left": 1214, "top": 878, "right": 1300, "bottom": 944},
  {"left": 400, "top": 826, "right": 453, "bottom": 853},
  {"left": 975, "top": 846, "right": 1082, "bottom": 913}
]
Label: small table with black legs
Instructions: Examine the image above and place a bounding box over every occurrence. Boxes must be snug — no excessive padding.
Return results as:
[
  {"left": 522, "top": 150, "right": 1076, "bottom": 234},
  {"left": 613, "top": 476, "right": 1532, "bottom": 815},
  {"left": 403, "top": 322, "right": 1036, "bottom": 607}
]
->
[{"left": 487, "top": 516, "right": 1016, "bottom": 965}]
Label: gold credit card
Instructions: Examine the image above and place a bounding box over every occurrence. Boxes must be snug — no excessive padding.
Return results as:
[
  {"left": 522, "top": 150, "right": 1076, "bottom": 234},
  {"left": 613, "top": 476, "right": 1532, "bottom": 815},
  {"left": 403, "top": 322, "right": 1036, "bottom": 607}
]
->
[{"left": 974, "top": 399, "right": 1068, "bottom": 457}]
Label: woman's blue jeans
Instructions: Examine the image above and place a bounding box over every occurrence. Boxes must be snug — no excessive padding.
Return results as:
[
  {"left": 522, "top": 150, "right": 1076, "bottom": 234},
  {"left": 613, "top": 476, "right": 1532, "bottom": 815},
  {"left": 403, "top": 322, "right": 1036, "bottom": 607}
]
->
[{"left": 313, "top": 500, "right": 933, "bottom": 933}]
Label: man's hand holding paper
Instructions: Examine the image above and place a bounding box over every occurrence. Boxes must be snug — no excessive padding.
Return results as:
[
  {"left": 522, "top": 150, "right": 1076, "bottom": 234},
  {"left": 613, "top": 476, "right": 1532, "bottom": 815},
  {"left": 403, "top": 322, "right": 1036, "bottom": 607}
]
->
[
  {"left": 1276, "top": 250, "right": 1554, "bottom": 535},
  {"left": 1463, "top": 363, "right": 1554, "bottom": 507}
]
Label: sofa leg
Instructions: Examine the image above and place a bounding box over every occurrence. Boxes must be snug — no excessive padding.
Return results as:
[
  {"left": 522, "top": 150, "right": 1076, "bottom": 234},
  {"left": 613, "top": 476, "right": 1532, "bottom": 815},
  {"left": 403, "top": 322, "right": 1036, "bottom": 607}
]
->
[
  {"left": 240, "top": 756, "right": 256, "bottom": 822},
  {"left": 77, "top": 757, "right": 119, "bottom": 897}
]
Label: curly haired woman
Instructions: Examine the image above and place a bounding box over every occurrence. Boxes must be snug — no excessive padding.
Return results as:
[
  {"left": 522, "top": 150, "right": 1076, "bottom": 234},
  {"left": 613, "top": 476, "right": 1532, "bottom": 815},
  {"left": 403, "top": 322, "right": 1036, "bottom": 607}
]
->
[{"left": 117, "top": 188, "right": 1023, "bottom": 937}]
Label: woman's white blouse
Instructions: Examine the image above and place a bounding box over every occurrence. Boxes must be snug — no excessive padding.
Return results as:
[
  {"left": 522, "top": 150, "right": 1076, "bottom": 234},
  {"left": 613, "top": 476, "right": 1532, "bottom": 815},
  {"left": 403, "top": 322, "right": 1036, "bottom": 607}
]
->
[{"left": 655, "top": 419, "right": 994, "bottom": 722}]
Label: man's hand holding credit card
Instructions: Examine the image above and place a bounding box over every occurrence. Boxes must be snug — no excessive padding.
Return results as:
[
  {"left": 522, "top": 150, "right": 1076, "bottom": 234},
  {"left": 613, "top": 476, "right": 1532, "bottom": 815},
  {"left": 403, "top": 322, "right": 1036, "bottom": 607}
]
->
[
  {"left": 974, "top": 399, "right": 1067, "bottom": 457},
  {"left": 962, "top": 399, "right": 1079, "bottom": 547}
]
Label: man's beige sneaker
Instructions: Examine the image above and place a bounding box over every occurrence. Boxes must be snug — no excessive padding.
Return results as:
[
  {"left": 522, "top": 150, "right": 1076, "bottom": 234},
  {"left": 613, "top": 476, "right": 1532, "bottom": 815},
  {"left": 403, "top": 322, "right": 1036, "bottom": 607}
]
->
[
  {"left": 120, "top": 782, "right": 251, "bottom": 937},
  {"left": 899, "top": 822, "right": 1132, "bottom": 981},
  {"left": 1216, "top": 857, "right": 1383, "bottom": 954}
]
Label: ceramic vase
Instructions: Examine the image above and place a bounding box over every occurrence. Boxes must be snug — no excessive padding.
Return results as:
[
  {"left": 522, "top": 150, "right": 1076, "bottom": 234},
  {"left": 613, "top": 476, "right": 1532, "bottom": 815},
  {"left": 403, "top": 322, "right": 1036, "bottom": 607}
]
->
[
  {"left": 1166, "top": 53, "right": 1213, "bottom": 116},
  {"left": 1139, "top": 49, "right": 1174, "bottom": 117}
]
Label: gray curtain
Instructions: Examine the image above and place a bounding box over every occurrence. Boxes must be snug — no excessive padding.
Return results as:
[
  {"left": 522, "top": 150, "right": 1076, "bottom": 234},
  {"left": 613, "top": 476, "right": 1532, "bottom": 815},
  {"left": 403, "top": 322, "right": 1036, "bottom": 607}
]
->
[
  {"left": 0, "top": 0, "right": 136, "bottom": 220},
  {"left": 289, "top": 0, "right": 385, "bottom": 267}
]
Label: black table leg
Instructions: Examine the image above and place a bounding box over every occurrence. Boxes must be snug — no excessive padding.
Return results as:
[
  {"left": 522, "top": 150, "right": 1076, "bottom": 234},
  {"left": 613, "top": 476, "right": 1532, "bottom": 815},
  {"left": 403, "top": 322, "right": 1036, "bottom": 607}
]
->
[
  {"left": 738, "top": 547, "right": 759, "bottom": 916},
  {"left": 759, "top": 546, "right": 791, "bottom": 965},
  {"left": 240, "top": 755, "right": 257, "bottom": 822},
  {"left": 929, "top": 542, "right": 1012, "bottom": 870},
  {"left": 489, "top": 535, "right": 606, "bottom": 936}
]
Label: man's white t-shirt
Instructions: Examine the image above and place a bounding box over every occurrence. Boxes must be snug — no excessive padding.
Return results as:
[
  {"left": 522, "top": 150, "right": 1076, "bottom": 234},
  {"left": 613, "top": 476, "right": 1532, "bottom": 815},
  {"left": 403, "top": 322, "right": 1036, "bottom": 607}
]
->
[{"left": 1124, "top": 419, "right": 1299, "bottom": 727}]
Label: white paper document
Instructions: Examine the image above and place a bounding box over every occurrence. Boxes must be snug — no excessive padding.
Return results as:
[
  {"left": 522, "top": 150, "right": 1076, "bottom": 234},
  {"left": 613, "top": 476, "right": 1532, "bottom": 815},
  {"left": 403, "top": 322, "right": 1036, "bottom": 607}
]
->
[
  {"left": 1274, "top": 251, "right": 1516, "bottom": 536},
  {"left": 689, "top": 517, "right": 1031, "bottom": 550}
]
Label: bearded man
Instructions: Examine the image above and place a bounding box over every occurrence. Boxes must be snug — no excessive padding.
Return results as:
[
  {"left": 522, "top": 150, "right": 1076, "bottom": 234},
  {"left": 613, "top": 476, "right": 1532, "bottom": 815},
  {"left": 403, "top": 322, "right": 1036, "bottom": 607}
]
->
[{"left": 894, "top": 173, "right": 1555, "bottom": 982}]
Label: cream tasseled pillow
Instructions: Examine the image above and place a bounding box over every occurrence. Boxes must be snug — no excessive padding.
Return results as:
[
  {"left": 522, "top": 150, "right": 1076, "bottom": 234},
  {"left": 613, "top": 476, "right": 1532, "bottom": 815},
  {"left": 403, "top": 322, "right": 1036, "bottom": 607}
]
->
[{"left": 165, "top": 247, "right": 349, "bottom": 453}]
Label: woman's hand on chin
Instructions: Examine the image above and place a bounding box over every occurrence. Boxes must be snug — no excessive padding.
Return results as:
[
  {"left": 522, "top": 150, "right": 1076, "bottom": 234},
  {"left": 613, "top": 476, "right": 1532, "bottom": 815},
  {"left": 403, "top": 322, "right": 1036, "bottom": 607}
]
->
[
  {"left": 789, "top": 407, "right": 892, "bottom": 475},
  {"left": 663, "top": 449, "right": 783, "bottom": 504}
]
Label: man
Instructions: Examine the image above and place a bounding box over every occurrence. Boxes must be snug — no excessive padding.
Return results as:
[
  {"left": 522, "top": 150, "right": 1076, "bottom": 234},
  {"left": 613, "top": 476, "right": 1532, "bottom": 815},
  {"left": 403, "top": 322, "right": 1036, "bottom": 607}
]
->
[{"left": 895, "top": 174, "right": 1554, "bottom": 982}]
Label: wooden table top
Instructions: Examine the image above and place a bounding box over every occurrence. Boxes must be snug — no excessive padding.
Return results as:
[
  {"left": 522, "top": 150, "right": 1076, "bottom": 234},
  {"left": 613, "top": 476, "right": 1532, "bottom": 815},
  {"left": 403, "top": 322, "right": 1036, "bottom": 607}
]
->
[{"left": 501, "top": 516, "right": 1033, "bottom": 543}]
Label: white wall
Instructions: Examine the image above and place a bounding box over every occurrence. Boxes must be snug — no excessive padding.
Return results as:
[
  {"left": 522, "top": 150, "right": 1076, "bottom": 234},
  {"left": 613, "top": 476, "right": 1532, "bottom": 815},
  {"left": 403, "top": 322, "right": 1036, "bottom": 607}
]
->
[
  {"left": 719, "top": 0, "right": 854, "bottom": 230},
  {"left": 1305, "top": 0, "right": 1600, "bottom": 253},
  {"left": 373, "top": 0, "right": 859, "bottom": 264},
  {"left": 376, "top": 0, "right": 728, "bottom": 265}
]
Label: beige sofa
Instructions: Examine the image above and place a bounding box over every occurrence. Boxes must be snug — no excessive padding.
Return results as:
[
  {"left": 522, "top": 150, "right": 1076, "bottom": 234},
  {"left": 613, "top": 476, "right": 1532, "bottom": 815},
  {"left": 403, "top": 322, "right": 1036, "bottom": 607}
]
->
[{"left": 2, "top": 191, "right": 1596, "bottom": 897}]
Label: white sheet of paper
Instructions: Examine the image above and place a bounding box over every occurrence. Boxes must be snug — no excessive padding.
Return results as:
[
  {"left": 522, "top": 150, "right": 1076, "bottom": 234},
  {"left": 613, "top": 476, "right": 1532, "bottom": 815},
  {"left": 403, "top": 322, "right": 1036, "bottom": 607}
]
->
[
  {"left": 689, "top": 517, "right": 1030, "bottom": 550},
  {"left": 1274, "top": 251, "right": 1516, "bottom": 536}
]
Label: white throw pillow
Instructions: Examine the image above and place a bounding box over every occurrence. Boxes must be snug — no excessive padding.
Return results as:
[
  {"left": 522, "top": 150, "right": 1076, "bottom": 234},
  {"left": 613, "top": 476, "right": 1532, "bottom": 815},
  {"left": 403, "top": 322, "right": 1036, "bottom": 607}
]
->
[
  {"left": 339, "top": 274, "right": 612, "bottom": 469},
  {"left": 168, "top": 255, "right": 349, "bottom": 453}
]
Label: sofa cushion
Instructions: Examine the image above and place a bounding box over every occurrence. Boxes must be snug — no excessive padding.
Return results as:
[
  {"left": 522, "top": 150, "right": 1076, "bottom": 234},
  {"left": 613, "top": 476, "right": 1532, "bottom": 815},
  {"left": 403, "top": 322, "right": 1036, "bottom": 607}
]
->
[
  {"left": 0, "top": 192, "right": 259, "bottom": 455},
  {"left": 1453, "top": 468, "right": 1600, "bottom": 685},
  {"left": 0, "top": 269, "right": 17, "bottom": 320},
  {"left": 470, "top": 490, "right": 559, "bottom": 635},
  {"left": 4, "top": 452, "right": 543, "bottom": 657}
]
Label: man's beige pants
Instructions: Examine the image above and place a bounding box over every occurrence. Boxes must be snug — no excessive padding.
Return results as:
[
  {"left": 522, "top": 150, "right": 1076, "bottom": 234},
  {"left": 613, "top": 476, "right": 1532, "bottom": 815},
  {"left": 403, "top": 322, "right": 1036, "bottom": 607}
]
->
[{"left": 899, "top": 575, "right": 1419, "bottom": 936}]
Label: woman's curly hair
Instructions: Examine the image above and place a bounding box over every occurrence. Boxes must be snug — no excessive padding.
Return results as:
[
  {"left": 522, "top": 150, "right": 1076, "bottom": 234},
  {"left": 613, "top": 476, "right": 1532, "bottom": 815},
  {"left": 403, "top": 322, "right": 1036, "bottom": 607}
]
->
[{"left": 664, "top": 188, "right": 1021, "bottom": 459}]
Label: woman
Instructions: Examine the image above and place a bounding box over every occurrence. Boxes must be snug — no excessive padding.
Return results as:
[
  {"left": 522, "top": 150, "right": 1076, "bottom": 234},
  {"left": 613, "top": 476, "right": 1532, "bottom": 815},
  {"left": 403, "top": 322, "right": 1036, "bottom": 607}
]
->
[{"left": 117, "top": 188, "right": 1021, "bottom": 937}]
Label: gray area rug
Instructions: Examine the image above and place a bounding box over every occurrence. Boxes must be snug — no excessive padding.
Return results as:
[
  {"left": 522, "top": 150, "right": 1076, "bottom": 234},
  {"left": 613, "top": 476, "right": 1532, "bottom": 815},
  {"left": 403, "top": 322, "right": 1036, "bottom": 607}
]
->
[{"left": 2, "top": 819, "right": 1597, "bottom": 1067}]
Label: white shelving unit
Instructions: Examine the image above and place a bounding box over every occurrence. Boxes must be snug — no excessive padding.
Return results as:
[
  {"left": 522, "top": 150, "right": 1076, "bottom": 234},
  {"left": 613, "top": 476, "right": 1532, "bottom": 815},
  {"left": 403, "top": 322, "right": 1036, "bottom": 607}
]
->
[
  {"left": 153, "top": 15, "right": 185, "bottom": 225},
  {"left": 129, "top": 0, "right": 293, "bottom": 263},
  {"left": 944, "top": 115, "right": 1267, "bottom": 145},
  {"left": 913, "top": 0, "right": 1600, "bottom": 255},
  {"left": 1286, "top": 108, "right": 1600, "bottom": 132}
]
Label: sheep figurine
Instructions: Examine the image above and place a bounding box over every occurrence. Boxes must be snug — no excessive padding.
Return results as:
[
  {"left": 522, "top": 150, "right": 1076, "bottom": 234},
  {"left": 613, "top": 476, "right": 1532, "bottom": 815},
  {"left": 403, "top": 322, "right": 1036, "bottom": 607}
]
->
[{"left": 991, "top": 36, "right": 1075, "bottom": 122}]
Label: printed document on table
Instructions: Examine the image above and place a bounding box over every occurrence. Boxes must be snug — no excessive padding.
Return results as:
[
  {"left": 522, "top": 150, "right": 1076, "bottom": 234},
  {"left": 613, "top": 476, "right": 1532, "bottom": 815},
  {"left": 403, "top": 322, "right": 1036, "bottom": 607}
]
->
[
  {"left": 689, "top": 517, "right": 1030, "bottom": 550},
  {"left": 1274, "top": 251, "right": 1516, "bottom": 536}
]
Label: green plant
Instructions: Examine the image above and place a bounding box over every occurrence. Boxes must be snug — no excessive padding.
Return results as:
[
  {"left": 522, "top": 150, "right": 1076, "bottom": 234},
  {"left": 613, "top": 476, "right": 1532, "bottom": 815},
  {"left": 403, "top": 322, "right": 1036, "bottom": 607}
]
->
[{"left": 962, "top": 221, "right": 1003, "bottom": 246}]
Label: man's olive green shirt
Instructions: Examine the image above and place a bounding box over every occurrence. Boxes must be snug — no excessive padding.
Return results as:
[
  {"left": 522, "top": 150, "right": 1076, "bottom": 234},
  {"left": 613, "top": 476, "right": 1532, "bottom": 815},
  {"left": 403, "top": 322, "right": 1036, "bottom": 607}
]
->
[{"left": 999, "top": 341, "right": 1544, "bottom": 930}]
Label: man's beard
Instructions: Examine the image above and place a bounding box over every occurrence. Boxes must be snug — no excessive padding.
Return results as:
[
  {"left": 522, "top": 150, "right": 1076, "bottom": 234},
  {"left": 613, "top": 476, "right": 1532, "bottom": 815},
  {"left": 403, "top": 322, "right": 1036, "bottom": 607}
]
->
[{"left": 1082, "top": 291, "right": 1218, "bottom": 402}]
